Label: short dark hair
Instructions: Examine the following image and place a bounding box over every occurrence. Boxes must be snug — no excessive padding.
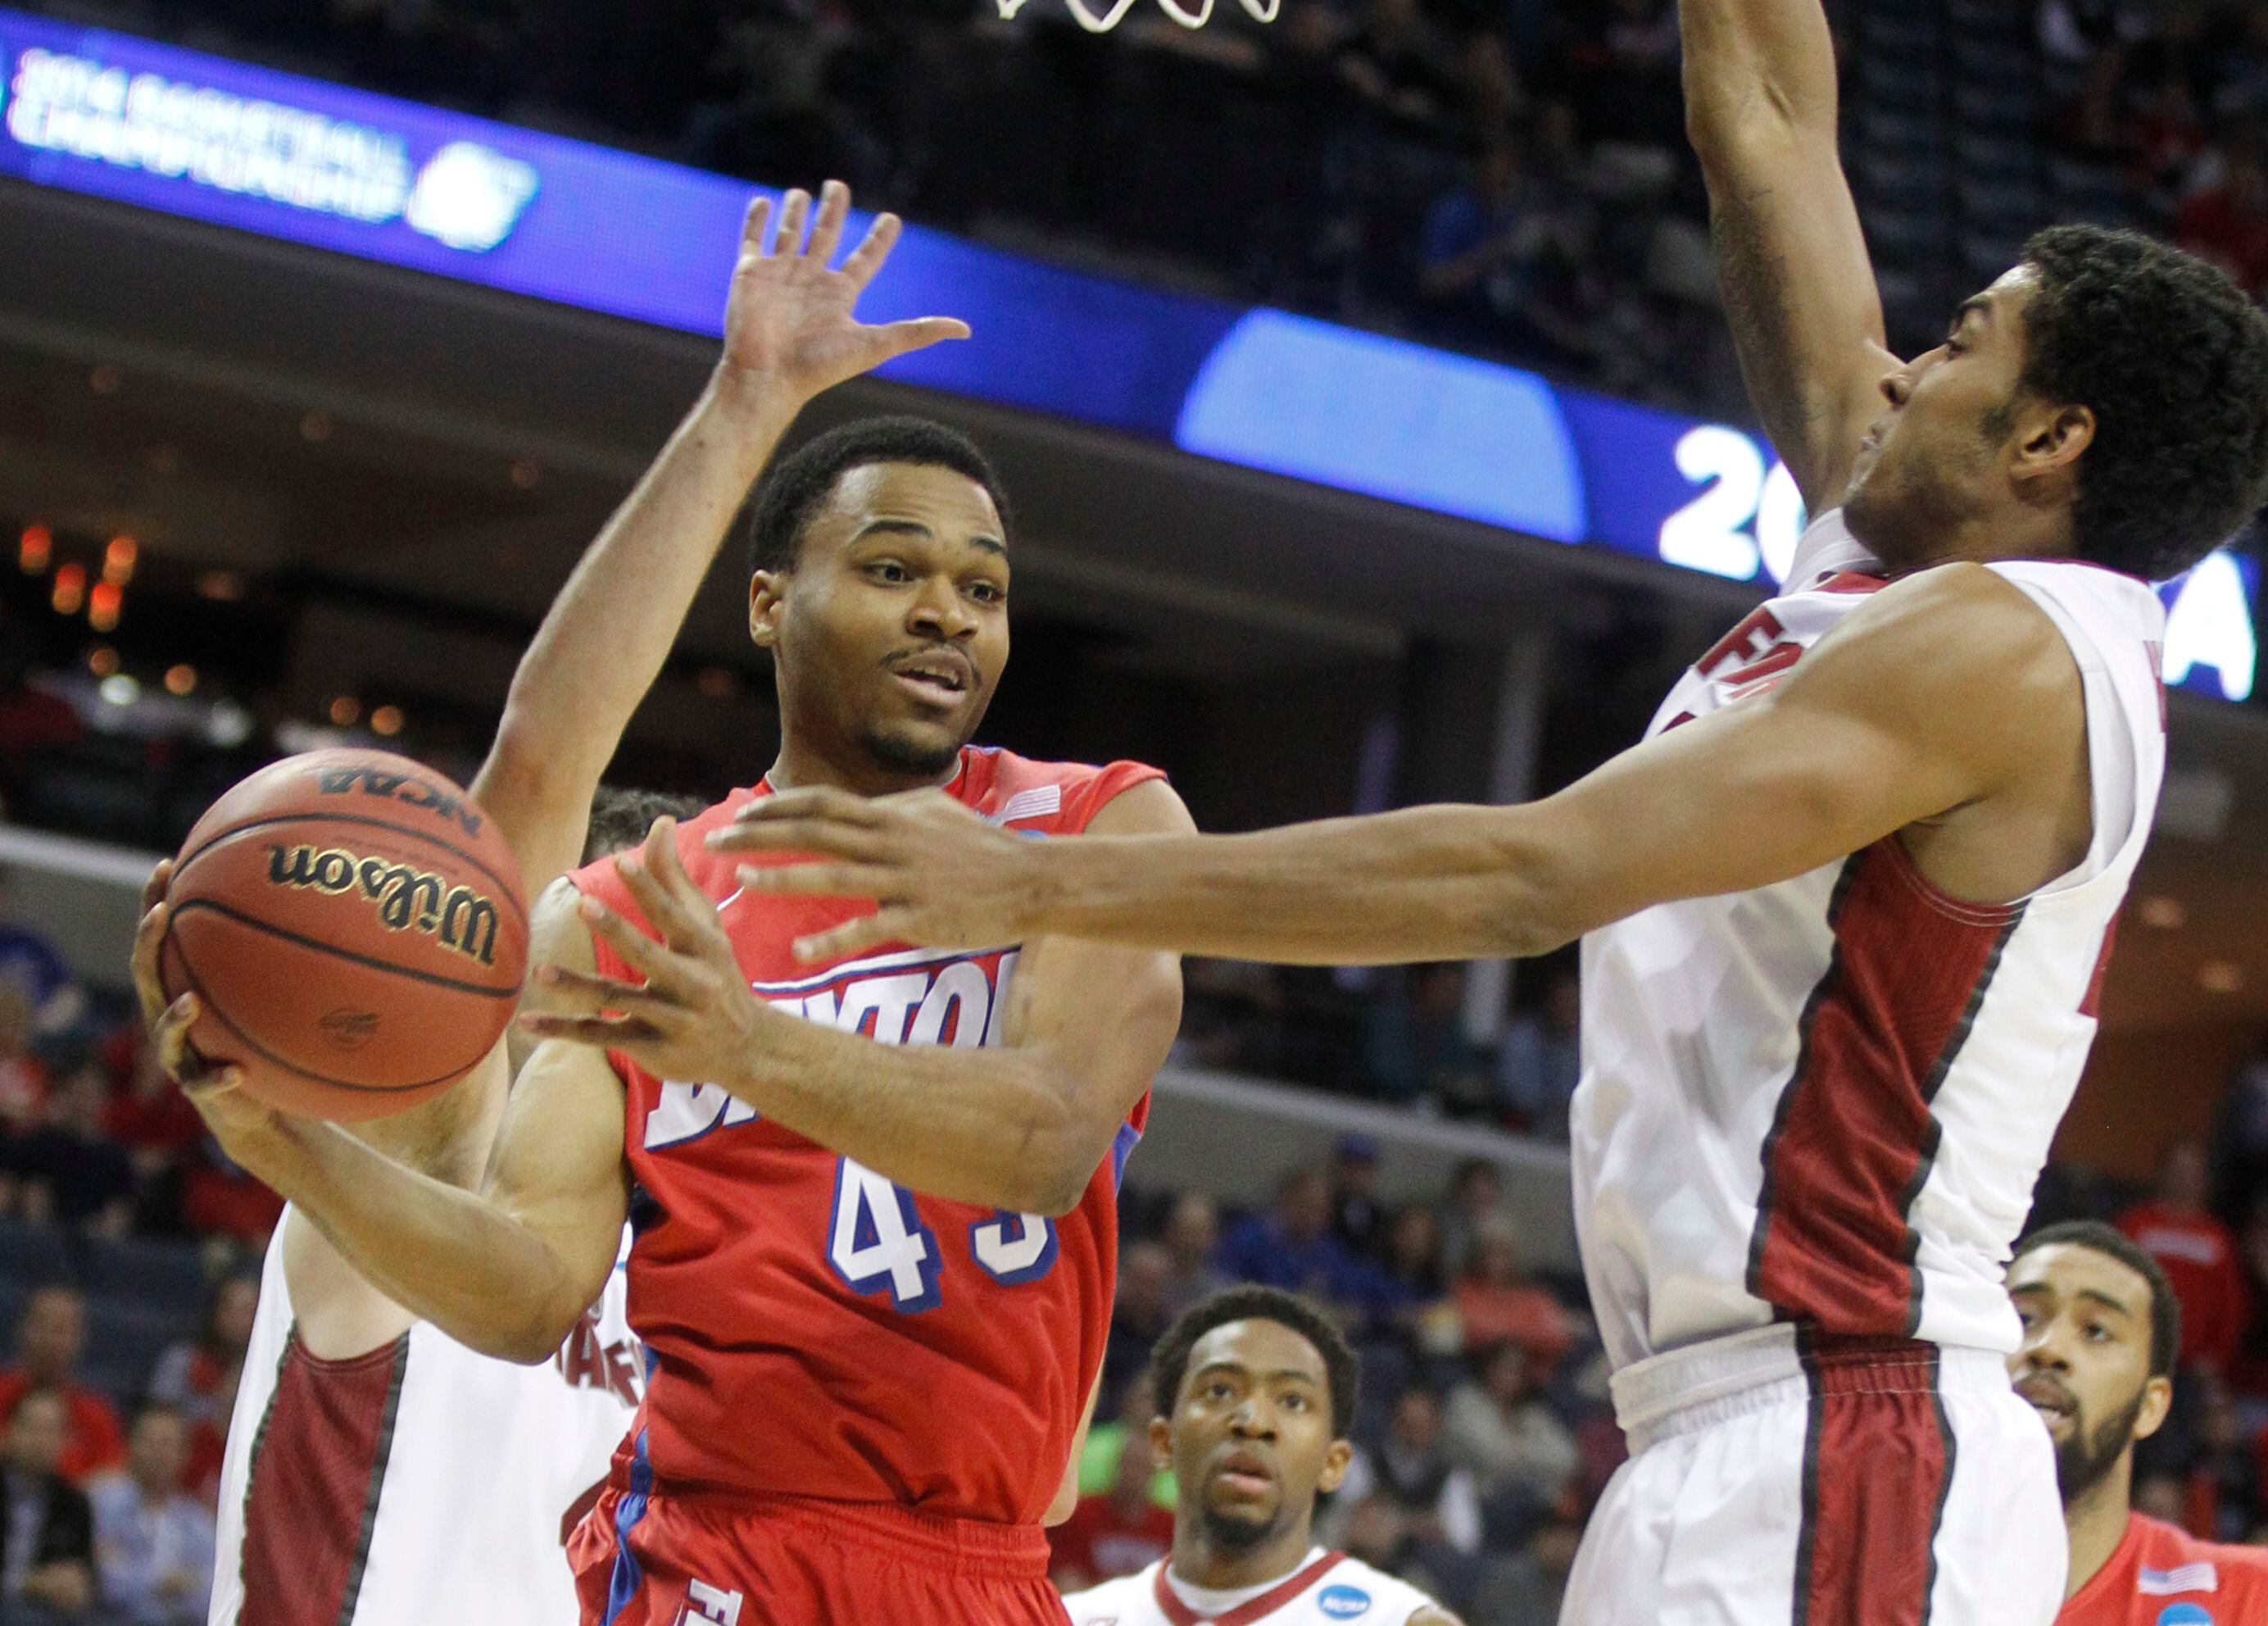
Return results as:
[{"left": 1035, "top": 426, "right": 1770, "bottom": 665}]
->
[
  {"left": 2011, "top": 1219, "right": 2180, "bottom": 1379},
  {"left": 583, "top": 787, "right": 710, "bottom": 866},
  {"left": 745, "top": 416, "right": 1009, "bottom": 576},
  {"left": 2016, "top": 226, "right": 2268, "bottom": 580},
  {"left": 1148, "top": 1287, "right": 1362, "bottom": 1438}
]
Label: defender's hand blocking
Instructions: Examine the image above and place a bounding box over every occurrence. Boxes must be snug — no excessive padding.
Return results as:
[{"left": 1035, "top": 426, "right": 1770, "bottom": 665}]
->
[
  {"left": 708, "top": 787, "right": 1040, "bottom": 963},
  {"left": 714, "top": 181, "right": 970, "bottom": 410},
  {"left": 520, "top": 820, "right": 782, "bottom": 1088}
]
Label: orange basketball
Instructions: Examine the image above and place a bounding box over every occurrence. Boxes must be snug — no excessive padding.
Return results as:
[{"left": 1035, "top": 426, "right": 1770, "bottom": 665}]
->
[{"left": 159, "top": 748, "right": 529, "bottom": 1122}]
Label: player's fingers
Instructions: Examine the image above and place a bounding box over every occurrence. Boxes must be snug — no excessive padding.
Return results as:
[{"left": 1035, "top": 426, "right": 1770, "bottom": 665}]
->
[
  {"left": 131, "top": 900, "right": 170, "bottom": 1021},
  {"left": 773, "top": 187, "right": 811, "bottom": 257},
  {"left": 709, "top": 819, "right": 890, "bottom": 861},
  {"left": 516, "top": 1013, "right": 664, "bottom": 1049},
  {"left": 805, "top": 179, "right": 850, "bottom": 266},
  {"left": 152, "top": 993, "right": 214, "bottom": 1086},
  {"left": 864, "top": 319, "right": 973, "bottom": 366},
  {"left": 526, "top": 965, "right": 674, "bottom": 1015},
  {"left": 617, "top": 841, "right": 726, "bottom": 962},
  {"left": 791, "top": 911, "right": 901, "bottom": 965},
  {"left": 574, "top": 894, "right": 688, "bottom": 994},
  {"left": 837, "top": 211, "right": 902, "bottom": 289},
  {"left": 734, "top": 862, "right": 894, "bottom": 901},
  {"left": 739, "top": 193, "right": 771, "bottom": 258},
  {"left": 138, "top": 859, "right": 172, "bottom": 920},
  {"left": 731, "top": 785, "right": 885, "bottom": 828}
]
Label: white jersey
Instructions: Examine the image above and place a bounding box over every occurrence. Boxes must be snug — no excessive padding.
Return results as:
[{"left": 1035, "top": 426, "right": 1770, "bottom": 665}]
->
[
  {"left": 1576, "top": 511, "right": 2167, "bottom": 1372},
  {"left": 1064, "top": 1551, "right": 1440, "bottom": 1626},
  {"left": 209, "top": 1215, "right": 640, "bottom": 1625}
]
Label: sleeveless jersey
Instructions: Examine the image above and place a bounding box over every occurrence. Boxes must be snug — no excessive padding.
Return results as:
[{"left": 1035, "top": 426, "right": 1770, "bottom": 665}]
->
[
  {"left": 2057, "top": 1512, "right": 2268, "bottom": 1625},
  {"left": 211, "top": 1217, "right": 641, "bottom": 1625},
  {"left": 1063, "top": 1551, "right": 1442, "bottom": 1626},
  {"left": 1575, "top": 510, "right": 2168, "bottom": 1371},
  {"left": 569, "top": 745, "right": 1164, "bottom": 1525}
]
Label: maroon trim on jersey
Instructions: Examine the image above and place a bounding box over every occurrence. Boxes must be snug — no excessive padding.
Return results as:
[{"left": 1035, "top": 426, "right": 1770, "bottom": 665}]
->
[
  {"left": 1746, "top": 840, "right": 2025, "bottom": 1337},
  {"left": 1149, "top": 1553, "right": 1349, "bottom": 1626},
  {"left": 1816, "top": 571, "right": 1890, "bottom": 595},
  {"left": 1790, "top": 1339, "right": 1953, "bottom": 1626},
  {"left": 238, "top": 1331, "right": 411, "bottom": 1626}
]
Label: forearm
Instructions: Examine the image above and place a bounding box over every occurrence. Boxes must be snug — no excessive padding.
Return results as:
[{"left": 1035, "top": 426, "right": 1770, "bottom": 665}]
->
[
  {"left": 240, "top": 1120, "right": 588, "bottom": 1362},
  {"left": 728, "top": 1019, "right": 1108, "bottom": 1215},
  {"left": 1014, "top": 806, "right": 1568, "bottom": 966}
]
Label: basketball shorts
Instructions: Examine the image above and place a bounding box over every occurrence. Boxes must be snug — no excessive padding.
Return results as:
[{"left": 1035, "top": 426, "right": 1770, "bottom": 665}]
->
[
  {"left": 569, "top": 1482, "right": 1069, "bottom": 1626},
  {"left": 1560, "top": 1327, "right": 2065, "bottom": 1626}
]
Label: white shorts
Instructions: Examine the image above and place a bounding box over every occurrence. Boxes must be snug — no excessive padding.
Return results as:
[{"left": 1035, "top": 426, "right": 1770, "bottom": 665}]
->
[{"left": 1559, "top": 1326, "right": 2065, "bottom": 1626}]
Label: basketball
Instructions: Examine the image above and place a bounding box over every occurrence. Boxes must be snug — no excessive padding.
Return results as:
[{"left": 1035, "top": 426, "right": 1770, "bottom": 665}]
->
[{"left": 159, "top": 749, "right": 530, "bottom": 1122}]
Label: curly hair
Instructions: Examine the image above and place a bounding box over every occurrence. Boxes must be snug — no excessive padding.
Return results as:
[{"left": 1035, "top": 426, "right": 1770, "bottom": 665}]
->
[
  {"left": 1146, "top": 1286, "right": 1362, "bottom": 1438},
  {"left": 2016, "top": 226, "right": 2268, "bottom": 580},
  {"left": 745, "top": 416, "right": 1010, "bottom": 577}
]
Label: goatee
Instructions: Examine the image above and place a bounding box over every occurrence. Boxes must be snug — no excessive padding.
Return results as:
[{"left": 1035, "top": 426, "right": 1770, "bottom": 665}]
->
[{"left": 2057, "top": 1388, "right": 2148, "bottom": 1508}]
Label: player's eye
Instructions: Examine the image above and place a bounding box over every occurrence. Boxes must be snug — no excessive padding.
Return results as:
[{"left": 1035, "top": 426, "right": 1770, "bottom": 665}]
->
[
  {"left": 1206, "top": 1381, "right": 1233, "bottom": 1401},
  {"left": 867, "top": 561, "right": 911, "bottom": 584},
  {"left": 966, "top": 579, "right": 1005, "bottom": 605},
  {"left": 1281, "top": 1392, "right": 1308, "bottom": 1410}
]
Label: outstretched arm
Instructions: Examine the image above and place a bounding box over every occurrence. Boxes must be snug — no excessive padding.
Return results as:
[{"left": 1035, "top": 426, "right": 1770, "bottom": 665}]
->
[
  {"left": 523, "top": 782, "right": 1191, "bottom": 1217},
  {"left": 716, "top": 566, "right": 2086, "bottom": 966},
  {"left": 1682, "top": 0, "right": 1897, "bottom": 508}
]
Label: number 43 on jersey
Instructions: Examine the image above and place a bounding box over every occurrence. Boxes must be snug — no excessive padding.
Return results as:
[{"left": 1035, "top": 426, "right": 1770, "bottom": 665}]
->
[{"left": 826, "top": 1159, "right": 1059, "bottom": 1313}]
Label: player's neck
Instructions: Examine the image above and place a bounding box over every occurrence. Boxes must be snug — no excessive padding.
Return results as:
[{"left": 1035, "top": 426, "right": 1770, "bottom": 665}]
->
[
  {"left": 1172, "top": 1519, "right": 1318, "bottom": 1592},
  {"left": 1874, "top": 508, "right": 2074, "bottom": 579},
  {"left": 2063, "top": 1454, "right": 2138, "bottom": 1602},
  {"left": 764, "top": 733, "right": 962, "bottom": 801}
]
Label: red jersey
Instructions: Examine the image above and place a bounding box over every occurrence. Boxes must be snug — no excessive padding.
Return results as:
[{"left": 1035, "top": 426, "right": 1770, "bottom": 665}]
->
[
  {"left": 2059, "top": 1513, "right": 2268, "bottom": 1625},
  {"left": 571, "top": 747, "right": 1164, "bottom": 1526},
  {"left": 2117, "top": 1204, "right": 2249, "bottom": 1374}
]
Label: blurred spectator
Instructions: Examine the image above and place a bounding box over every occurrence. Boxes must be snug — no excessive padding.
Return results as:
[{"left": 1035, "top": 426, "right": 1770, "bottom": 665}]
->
[
  {"left": 1468, "top": 1515, "right": 1585, "bottom": 1625},
  {"left": 1441, "top": 1341, "right": 1579, "bottom": 1508},
  {"left": 1327, "top": 1387, "right": 1481, "bottom": 1555},
  {"left": 1453, "top": 1222, "right": 1576, "bottom": 1373},
  {"left": 2177, "top": 127, "right": 2268, "bottom": 297},
  {"left": 2213, "top": 1034, "right": 2268, "bottom": 1223},
  {"left": 179, "top": 1139, "right": 283, "bottom": 1249},
  {"left": 1363, "top": 1201, "right": 1456, "bottom": 1351},
  {"left": 0, "top": 1290, "right": 123, "bottom": 1487},
  {"left": 90, "top": 1405, "right": 212, "bottom": 1625},
  {"left": 0, "top": 874, "right": 83, "bottom": 1042},
  {"left": 1495, "top": 970, "right": 1581, "bottom": 1141},
  {"left": 1048, "top": 1416, "right": 1174, "bottom": 1593},
  {"left": 179, "top": 1360, "right": 236, "bottom": 1512},
  {"left": 102, "top": 1047, "right": 204, "bottom": 1238},
  {"left": 147, "top": 1276, "right": 257, "bottom": 1436},
  {"left": 1330, "top": 1134, "right": 1388, "bottom": 1259},
  {"left": 0, "top": 986, "right": 49, "bottom": 1136},
  {"left": 1218, "top": 1168, "right": 1361, "bottom": 1297},
  {"left": 1361, "top": 965, "right": 1486, "bottom": 1111},
  {"left": 1173, "top": 961, "right": 1291, "bottom": 1079},
  {"left": 1103, "top": 1244, "right": 1176, "bottom": 1419},
  {"left": 1337, "top": 0, "right": 1466, "bottom": 134},
  {"left": 11, "top": 1065, "right": 134, "bottom": 1236},
  {"left": 2121, "top": 1139, "right": 2248, "bottom": 1378},
  {"left": 1076, "top": 1371, "right": 1176, "bottom": 1511},
  {"left": 1420, "top": 132, "right": 1591, "bottom": 365},
  {"left": 1441, "top": 1157, "right": 1508, "bottom": 1278},
  {"left": 0, "top": 1387, "right": 94, "bottom": 1623},
  {"left": 1159, "top": 1193, "right": 1231, "bottom": 1317}
]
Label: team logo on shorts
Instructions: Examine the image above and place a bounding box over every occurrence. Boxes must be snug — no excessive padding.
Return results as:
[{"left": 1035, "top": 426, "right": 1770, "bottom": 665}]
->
[
  {"left": 674, "top": 1580, "right": 744, "bottom": 1626},
  {"left": 2156, "top": 1606, "right": 2214, "bottom": 1626},
  {"left": 1317, "top": 1585, "right": 1372, "bottom": 1619}
]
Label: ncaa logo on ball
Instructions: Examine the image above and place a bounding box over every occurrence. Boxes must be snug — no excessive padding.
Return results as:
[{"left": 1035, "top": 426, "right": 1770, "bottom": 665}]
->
[
  {"left": 1318, "top": 1585, "right": 1372, "bottom": 1618},
  {"left": 2156, "top": 1606, "right": 2214, "bottom": 1626},
  {"left": 318, "top": 1009, "right": 380, "bottom": 1052}
]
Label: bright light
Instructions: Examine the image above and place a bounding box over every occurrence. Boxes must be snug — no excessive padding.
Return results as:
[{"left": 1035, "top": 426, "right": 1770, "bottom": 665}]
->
[
  {"left": 196, "top": 570, "right": 245, "bottom": 603},
  {"left": 164, "top": 665, "right": 197, "bottom": 696},
  {"left": 1757, "top": 462, "right": 1808, "bottom": 584},
  {"left": 88, "top": 581, "right": 122, "bottom": 633},
  {"left": 329, "top": 696, "right": 361, "bottom": 727},
  {"left": 1658, "top": 427, "right": 1764, "bottom": 580},
  {"left": 370, "top": 705, "right": 404, "bottom": 737},
  {"left": 2138, "top": 895, "right": 2186, "bottom": 930},
  {"left": 2201, "top": 961, "right": 2245, "bottom": 994},
  {"left": 98, "top": 674, "right": 139, "bottom": 707},
  {"left": 17, "top": 527, "right": 51, "bottom": 575},
  {"left": 87, "top": 647, "right": 117, "bottom": 677},
  {"left": 51, "top": 564, "right": 85, "bottom": 616},
  {"left": 2161, "top": 550, "right": 2257, "bottom": 702},
  {"left": 102, "top": 536, "right": 137, "bottom": 586}
]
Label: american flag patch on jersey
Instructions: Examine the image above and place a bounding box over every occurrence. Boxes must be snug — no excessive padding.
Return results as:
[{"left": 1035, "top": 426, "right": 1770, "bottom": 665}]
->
[
  {"left": 2139, "top": 1563, "right": 2218, "bottom": 1596},
  {"left": 988, "top": 784, "right": 1063, "bottom": 826}
]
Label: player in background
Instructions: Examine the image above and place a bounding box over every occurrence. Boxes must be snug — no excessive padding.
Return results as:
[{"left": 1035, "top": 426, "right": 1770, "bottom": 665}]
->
[
  {"left": 2007, "top": 1221, "right": 2268, "bottom": 1624},
  {"left": 143, "top": 188, "right": 1190, "bottom": 1624},
  {"left": 710, "top": 4, "right": 2268, "bottom": 1623},
  {"left": 137, "top": 181, "right": 968, "bottom": 1626},
  {"left": 1063, "top": 1286, "right": 1461, "bottom": 1626}
]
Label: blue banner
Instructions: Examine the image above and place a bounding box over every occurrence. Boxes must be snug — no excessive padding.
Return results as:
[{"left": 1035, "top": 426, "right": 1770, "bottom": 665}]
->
[{"left": 0, "top": 7, "right": 2252, "bottom": 699}]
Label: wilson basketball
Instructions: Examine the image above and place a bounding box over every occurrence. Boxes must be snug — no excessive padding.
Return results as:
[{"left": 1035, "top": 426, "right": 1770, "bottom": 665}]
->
[{"left": 160, "top": 748, "right": 530, "bottom": 1121}]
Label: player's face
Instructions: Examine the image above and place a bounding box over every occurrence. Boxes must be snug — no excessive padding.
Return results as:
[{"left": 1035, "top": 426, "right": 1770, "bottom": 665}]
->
[
  {"left": 753, "top": 462, "right": 1009, "bottom": 783},
  {"left": 1844, "top": 266, "right": 2036, "bottom": 569},
  {"left": 1156, "top": 1319, "right": 1351, "bottom": 1552},
  {"left": 2007, "top": 1243, "right": 2172, "bottom": 1506}
]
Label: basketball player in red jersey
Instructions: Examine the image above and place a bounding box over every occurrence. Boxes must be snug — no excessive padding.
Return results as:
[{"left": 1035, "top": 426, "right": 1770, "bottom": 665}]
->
[
  {"left": 2007, "top": 1222, "right": 2268, "bottom": 1624},
  {"left": 132, "top": 183, "right": 976, "bottom": 1625},
  {"left": 143, "top": 192, "right": 1191, "bottom": 1625},
  {"left": 708, "top": 3, "right": 2268, "bottom": 1621}
]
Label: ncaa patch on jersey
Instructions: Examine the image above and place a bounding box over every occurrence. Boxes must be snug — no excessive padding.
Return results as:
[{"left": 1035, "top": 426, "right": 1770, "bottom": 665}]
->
[
  {"left": 1318, "top": 1584, "right": 1373, "bottom": 1618},
  {"left": 2156, "top": 1605, "right": 2214, "bottom": 1626}
]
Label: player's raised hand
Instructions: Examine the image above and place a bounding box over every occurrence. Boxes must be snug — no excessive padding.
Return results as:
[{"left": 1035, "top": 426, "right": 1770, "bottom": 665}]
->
[
  {"left": 706, "top": 787, "right": 1036, "bottom": 963},
  {"left": 521, "top": 820, "right": 782, "bottom": 1089},
  {"left": 129, "top": 862, "right": 284, "bottom": 1158},
  {"left": 714, "top": 180, "right": 969, "bottom": 410}
]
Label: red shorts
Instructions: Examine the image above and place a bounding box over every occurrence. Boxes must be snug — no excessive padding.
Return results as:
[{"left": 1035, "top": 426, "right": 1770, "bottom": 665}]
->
[{"left": 569, "top": 1484, "right": 1069, "bottom": 1626}]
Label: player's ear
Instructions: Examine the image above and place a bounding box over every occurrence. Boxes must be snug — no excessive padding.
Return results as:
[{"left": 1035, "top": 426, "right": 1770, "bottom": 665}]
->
[
  {"left": 2134, "top": 1374, "right": 2175, "bottom": 1442},
  {"left": 1148, "top": 1416, "right": 1173, "bottom": 1462},
  {"left": 750, "top": 570, "right": 788, "bottom": 650},
  {"left": 1317, "top": 1438, "right": 1354, "bottom": 1496}
]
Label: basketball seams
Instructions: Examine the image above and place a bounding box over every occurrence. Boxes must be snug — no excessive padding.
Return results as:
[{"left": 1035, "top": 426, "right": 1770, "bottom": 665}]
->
[
  {"left": 173, "top": 811, "right": 527, "bottom": 915},
  {"left": 168, "top": 900, "right": 523, "bottom": 1001}
]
